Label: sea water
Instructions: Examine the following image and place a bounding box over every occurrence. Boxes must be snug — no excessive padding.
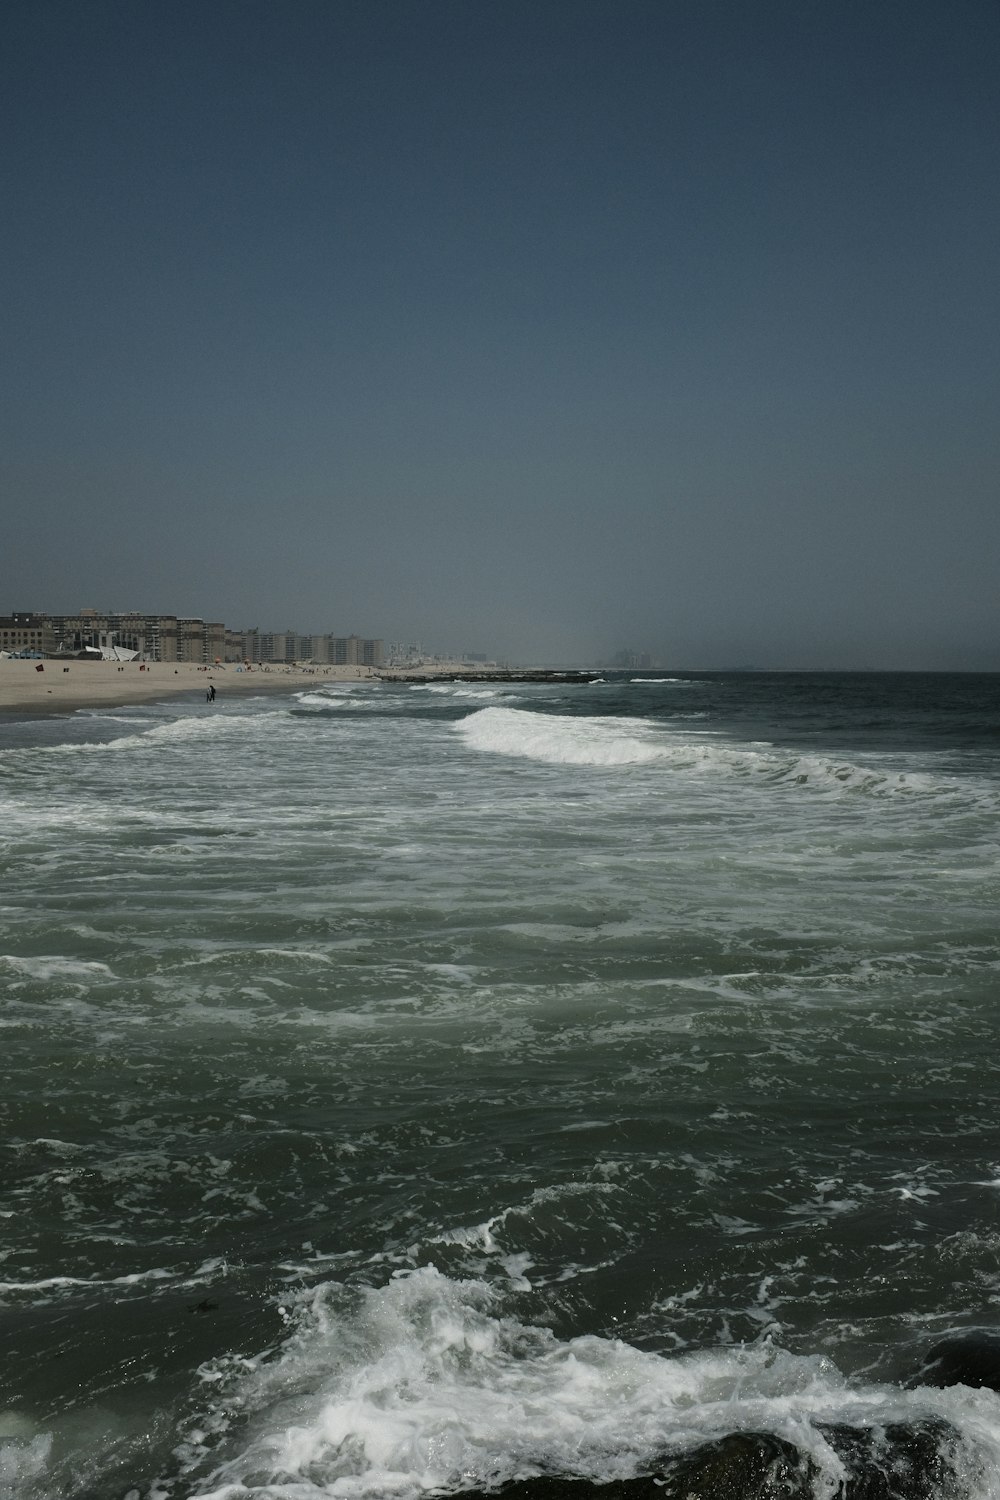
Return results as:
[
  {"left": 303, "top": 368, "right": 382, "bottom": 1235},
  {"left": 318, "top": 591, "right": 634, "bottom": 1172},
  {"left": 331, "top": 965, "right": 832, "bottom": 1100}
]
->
[{"left": 2, "top": 672, "right": 1000, "bottom": 1498}]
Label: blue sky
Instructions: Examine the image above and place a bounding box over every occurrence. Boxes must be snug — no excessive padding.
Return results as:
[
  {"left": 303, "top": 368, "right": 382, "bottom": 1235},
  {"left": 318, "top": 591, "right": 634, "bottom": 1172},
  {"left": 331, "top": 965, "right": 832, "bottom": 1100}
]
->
[{"left": 3, "top": 0, "right": 998, "bottom": 665}]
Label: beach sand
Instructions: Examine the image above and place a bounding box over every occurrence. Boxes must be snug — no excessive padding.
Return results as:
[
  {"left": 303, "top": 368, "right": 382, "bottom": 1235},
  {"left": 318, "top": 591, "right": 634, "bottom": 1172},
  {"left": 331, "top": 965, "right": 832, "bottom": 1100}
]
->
[{"left": 0, "top": 659, "right": 377, "bottom": 716}]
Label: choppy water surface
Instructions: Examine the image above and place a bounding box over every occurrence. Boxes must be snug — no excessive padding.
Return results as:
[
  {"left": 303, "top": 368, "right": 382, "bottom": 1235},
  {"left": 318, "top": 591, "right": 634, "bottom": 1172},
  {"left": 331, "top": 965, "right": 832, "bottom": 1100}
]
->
[{"left": 2, "top": 672, "right": 1000, "bottom": 1497}]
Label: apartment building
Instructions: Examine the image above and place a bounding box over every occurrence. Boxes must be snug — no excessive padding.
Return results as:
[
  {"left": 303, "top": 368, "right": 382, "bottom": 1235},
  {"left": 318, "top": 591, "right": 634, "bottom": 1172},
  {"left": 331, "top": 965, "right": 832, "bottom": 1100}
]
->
[
  {"left": 0, "top": 612, "right": 55, "bottom": 655},
  {"left": 233, "top": 632, "right": 383, "bottom": 666},
  {"left": 44, "top": 611, "right": 226, "bottom": 664},
  {"left": 4, "top": 609, "right": 384, "bottom": 668},
  {"left": 325, "top": 635, "right": 383, "bottom": 666}
]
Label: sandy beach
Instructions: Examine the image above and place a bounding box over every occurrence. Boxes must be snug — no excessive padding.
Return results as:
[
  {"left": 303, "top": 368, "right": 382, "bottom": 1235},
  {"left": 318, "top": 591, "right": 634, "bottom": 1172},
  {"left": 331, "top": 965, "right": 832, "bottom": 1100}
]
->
[{"left": 0, "top": 659, "right": 378, "bottom": 715}]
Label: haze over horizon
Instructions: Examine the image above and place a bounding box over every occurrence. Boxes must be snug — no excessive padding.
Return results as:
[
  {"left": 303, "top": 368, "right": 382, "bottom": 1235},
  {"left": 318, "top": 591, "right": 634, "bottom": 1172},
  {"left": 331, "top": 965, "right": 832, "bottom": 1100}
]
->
[{"left": 3, "top": 0, "right": 998, "bottom": 670}]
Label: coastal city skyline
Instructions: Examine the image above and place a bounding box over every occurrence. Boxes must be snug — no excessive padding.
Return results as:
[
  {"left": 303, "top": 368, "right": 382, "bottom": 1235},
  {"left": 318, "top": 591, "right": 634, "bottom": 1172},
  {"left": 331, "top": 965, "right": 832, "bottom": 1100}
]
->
[
  {"left": 3, "top": 2, "right": 999, "bottom": 670},
  {"left": 2, "top": 609, "right": 671, "bottom": 671},
  {"left": 0, "top": 608, "right": 385, "bottom": 665}
]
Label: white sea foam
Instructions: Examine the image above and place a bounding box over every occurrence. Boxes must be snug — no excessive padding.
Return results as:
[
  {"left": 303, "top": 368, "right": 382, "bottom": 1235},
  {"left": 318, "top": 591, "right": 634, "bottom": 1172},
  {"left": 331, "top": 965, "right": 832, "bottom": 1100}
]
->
[
  {"left": 427, "top": 1181, "right": 617, "bottom": 1260},
  {"left": 0, "top": 1267, "right": 180, "bottom": 1304},
  {"left": 2, "top": 713, "right": 268, "bottom": 757},
  {"left": 454, "top": 706, "right": 953, "bottom": 798},
  {"left": 75, "top": 712, "right": 157, "bottom": 724},
  {"left": 0, "top": 956, "right": 116, "bottom": 984},
  {"left": 411, "top": 683, "right": 505, "bottom": 701},
  {"left": 295, "top": 693, "right": 357, "bottom": 710},
  {"left": 294, "top": 690, "right": 388, "bottom": 712},
  {"left": 0, "top": 1429, "right": 52, "bottom": 1499},
  {"left": 456, "top": 707, "right": 669, "bottom": 766},
  {"left": 105, "top": 713, "right": 265, "bottom": 749},
  {"left": 179, "top": 1268, "right": 1000, "bottom": 1500}
]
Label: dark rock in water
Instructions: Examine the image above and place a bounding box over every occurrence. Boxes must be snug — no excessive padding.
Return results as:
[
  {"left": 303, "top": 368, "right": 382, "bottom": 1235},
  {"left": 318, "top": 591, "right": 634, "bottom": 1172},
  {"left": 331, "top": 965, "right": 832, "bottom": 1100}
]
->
[
  {"left": 658, "top": 1432, "right": 813, "bottom": 1498},
  {"left": 909, "top": 1331, "right": 1000, "bottom": 1391},
  {"left": 820, "top": 1422, "right": 955, "bottom": 1500},
  {"left": 187, "top": 1297, "right": 220, "bottom": 1314},
  {"left": 458, "top": 1433, "right": 812, "bottom": 1500},
  {"left": 462, "top": 1423, "right": 958, "bottom": 1500},
  {"left": 458, "top": 1476, "right": 665, "bottom": 1500}
]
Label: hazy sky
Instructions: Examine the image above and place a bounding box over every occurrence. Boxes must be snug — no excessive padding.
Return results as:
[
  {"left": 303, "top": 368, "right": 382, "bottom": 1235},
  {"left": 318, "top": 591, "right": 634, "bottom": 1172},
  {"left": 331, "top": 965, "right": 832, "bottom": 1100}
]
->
[{"left": 3, "top": 0, "right": 998, "bottom": 666}]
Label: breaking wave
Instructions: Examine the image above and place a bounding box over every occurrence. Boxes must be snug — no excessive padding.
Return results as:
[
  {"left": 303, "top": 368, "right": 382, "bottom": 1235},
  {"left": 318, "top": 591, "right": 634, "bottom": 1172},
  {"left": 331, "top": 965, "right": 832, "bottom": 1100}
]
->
[
  {"left": 454, "top": 707, "right": 944, "bottom": 795},
  {"left": 294, "top": 692, "right": 370, "bottom": 711},
  {"left": 169, "top": 1268, "right": 1000, "bottom": 1499},
  {"left": 410, "top": 683, "right": 507, "bottom": 701},
  {"left": 0, "top": 714, "right": 267, "bottom": 758},
  {"left": 456, "top": 707, "right": 667, "bottom": 766}
]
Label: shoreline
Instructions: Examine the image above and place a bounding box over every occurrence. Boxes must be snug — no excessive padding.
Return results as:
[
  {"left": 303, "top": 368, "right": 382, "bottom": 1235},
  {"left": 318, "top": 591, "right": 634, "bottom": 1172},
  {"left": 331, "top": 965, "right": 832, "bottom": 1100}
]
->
[
  {"left": 0, "top": 659, "right": 378, "bottom": 717},
  {"left": 0, "top": 660, "right": 605, "bottom": 717}
]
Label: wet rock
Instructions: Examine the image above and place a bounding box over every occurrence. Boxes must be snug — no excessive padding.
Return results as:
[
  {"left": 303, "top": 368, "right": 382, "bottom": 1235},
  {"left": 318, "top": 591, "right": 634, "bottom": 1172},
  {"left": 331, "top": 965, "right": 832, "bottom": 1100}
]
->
[
  {"left": 909, "top": 1332, "right": 1000, "bottom": 1392},
  {"left": 820, "top": 1421, "right": 955, "bottom": 1500},
  {"left": 658, "top": 1432, "right": 814, "bottom": 1498},
  {"left": 462, "top": 1434, "right": 811, "bottom": 1500},
  {"left": 188, "top": 1297, "right": 220, "bottom": 1314},
  {"left": 464, "top": 1422, "right": 958, "bottom": 1500}
]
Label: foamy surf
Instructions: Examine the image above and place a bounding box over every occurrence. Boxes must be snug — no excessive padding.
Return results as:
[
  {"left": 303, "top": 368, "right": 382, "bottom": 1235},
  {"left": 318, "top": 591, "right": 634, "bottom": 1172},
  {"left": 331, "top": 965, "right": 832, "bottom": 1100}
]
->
[
  {"left": 455, "top": 706, "right": 669, "bottom": 766},
  {"left": 295, "top": 692, "right": 365, "bottom": 710},
  {"left": 408, "top": 683, "right": 509, "bottom": 701},
  {"left": 3, "top": 672, "right": 1000, "bottom": 1500},
  {"left": 0, "top": 713, "right": 268, "bottom": 757},
  {"left": 166, "top": 1269, "right": 1000, "bottom": 1500},
  {"left": 454, "top": 705, "right": 947, "bottom": 796}
]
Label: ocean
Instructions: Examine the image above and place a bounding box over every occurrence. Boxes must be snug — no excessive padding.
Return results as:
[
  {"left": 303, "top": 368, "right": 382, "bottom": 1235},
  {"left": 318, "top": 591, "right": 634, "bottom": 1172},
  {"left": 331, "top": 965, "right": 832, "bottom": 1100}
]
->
[{"left": 2, "top": 671, "right": 1000, "bottom": 1499}]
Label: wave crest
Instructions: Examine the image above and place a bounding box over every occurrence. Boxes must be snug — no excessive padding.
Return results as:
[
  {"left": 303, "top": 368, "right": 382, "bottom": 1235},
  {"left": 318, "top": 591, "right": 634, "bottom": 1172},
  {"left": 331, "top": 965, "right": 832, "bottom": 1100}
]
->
[
  {"left": 454, "top": 707, "right": 945, "bottom": 796},
  {"left": 456, "top": 707, "right": 666, "bottom": 766},
  {"left": 177, "top": 1267, "right": 1000, "bottom": 1499}
]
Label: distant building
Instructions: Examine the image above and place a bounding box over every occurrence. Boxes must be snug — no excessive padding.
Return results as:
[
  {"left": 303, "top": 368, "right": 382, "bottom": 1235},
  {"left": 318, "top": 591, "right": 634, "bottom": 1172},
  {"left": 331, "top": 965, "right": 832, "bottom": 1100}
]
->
[
  {"left": 316, "top": 634, "right": 383, "bottom": 666},
  {"left": 203, "top": 622, "right": 226, "bottom": 662},
  {"left": 44, "top": 612, "right": 227, "bottom": 664},
  {"left": 228, "top": 630, "right": 383, "bottom": 666},
  {"left": 0, "top": 612, "right": 54, "bottom": 655},
  {"left": 386, "top": 641, "right": 426, "bottom": 666},
  {"left": 5, "top": 609, "right": 384, "bottom": 668},
  {"left": 609, "top": 649, "right": 658, "bottom": 671}
]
